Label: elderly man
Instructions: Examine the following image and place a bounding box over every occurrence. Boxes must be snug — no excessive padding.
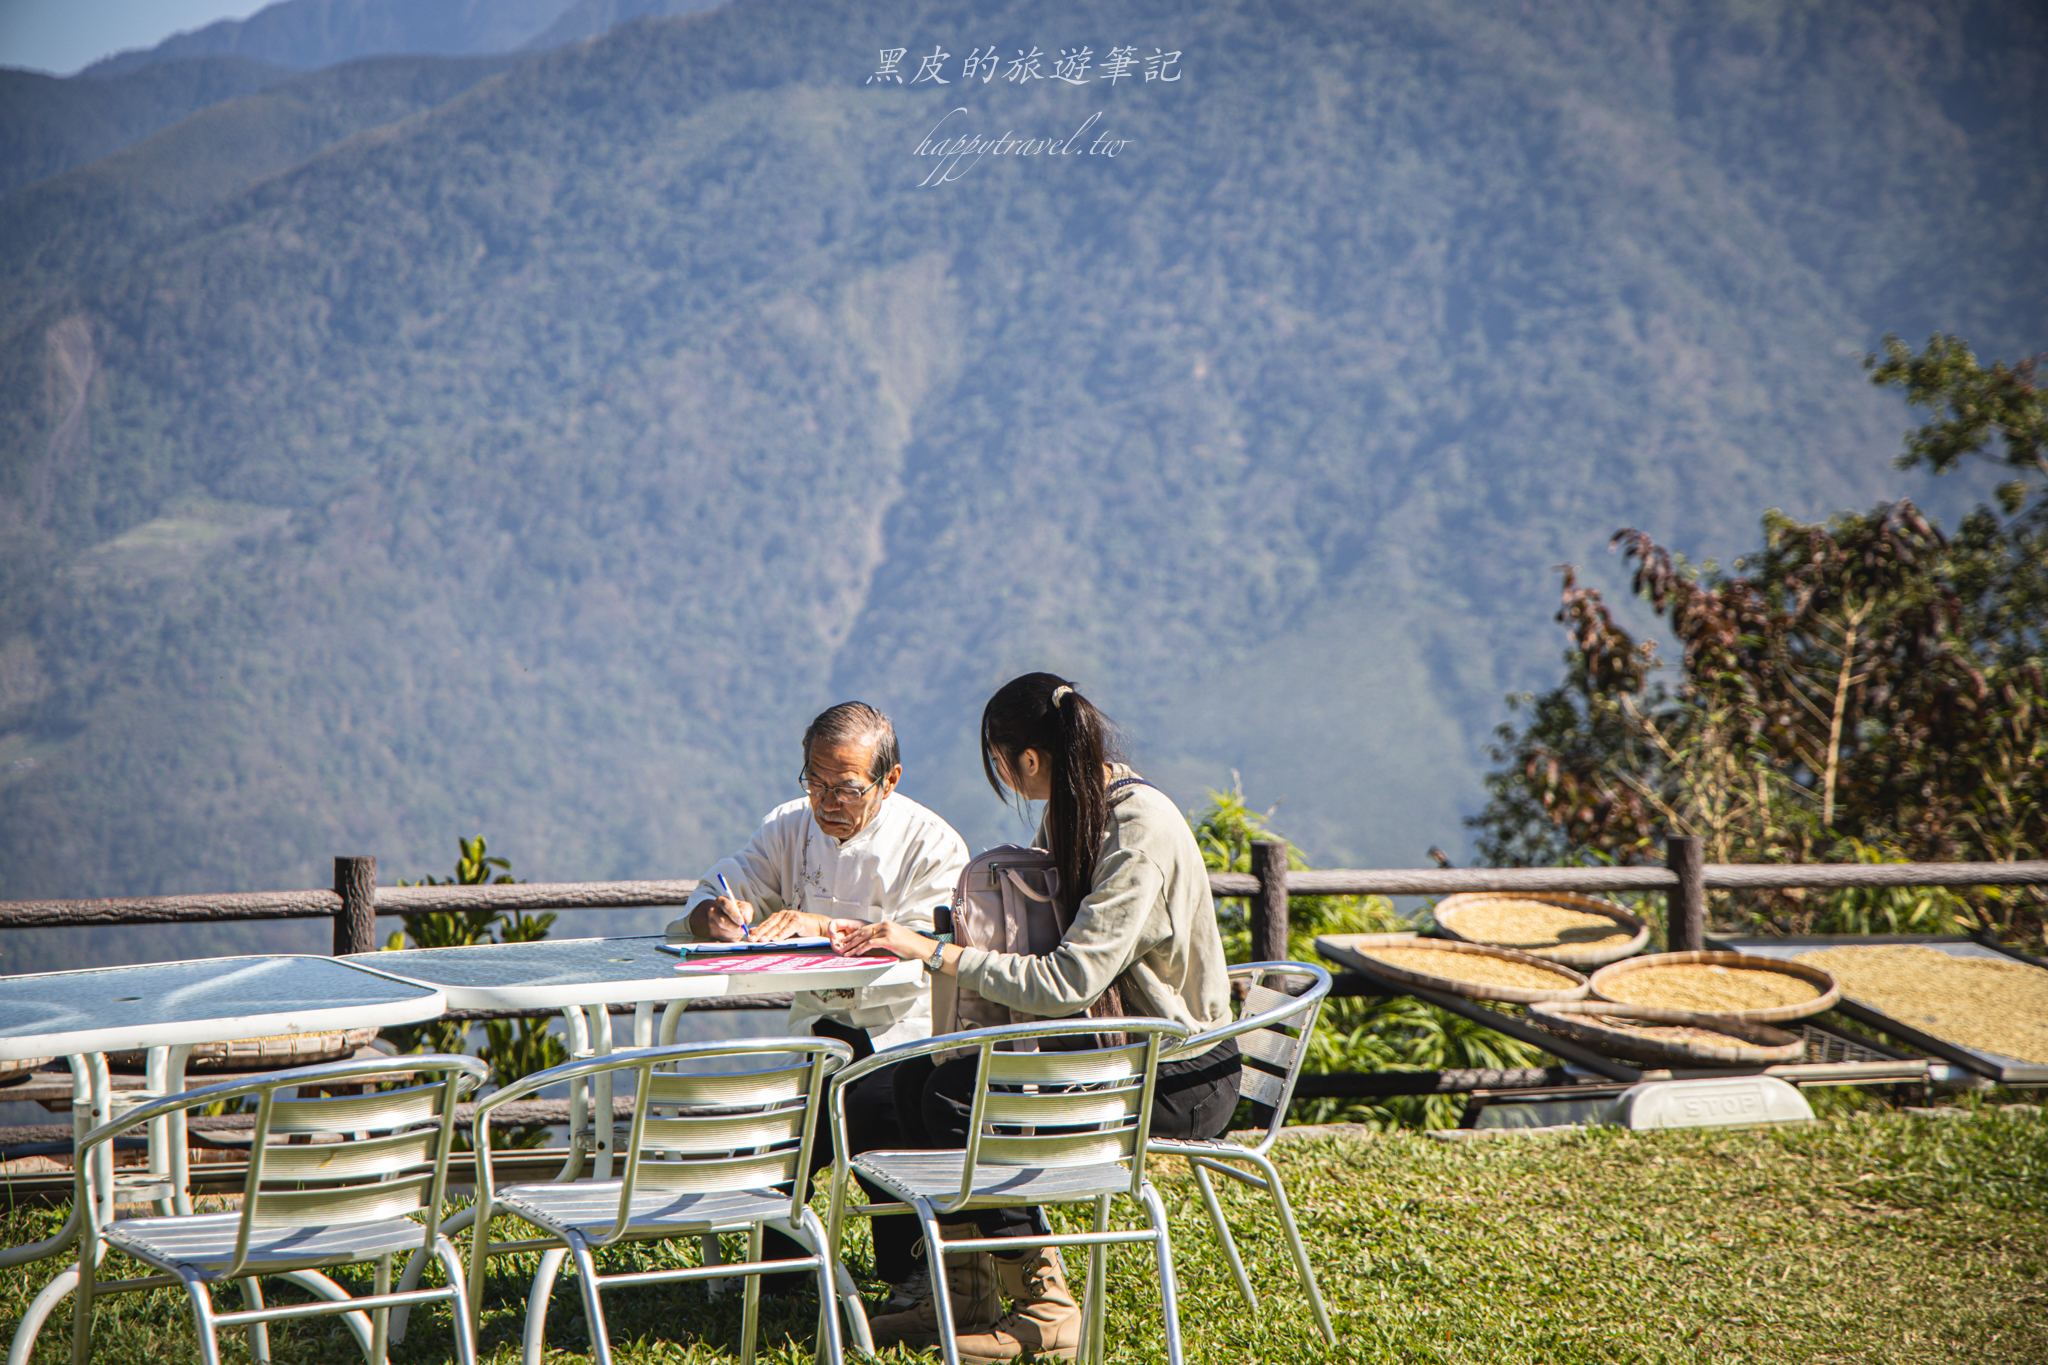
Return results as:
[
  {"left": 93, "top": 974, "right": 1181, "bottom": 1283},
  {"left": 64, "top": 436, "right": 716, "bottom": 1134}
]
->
[{"left": 668, "top": 700, "right": 967, "bottom": 1290}]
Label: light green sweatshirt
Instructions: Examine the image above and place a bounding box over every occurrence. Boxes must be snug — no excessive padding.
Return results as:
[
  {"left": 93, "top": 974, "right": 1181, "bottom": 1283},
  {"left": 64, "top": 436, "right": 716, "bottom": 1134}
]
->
[{"left": 955, "top": 766, "right": 1234, "bottom": 1048}]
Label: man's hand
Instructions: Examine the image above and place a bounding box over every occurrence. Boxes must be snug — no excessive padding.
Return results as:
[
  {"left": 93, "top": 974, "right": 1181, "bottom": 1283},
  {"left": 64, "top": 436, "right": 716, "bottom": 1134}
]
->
[
  {"left": 834, "top": 920, "right": 933, "bottom": 960},
  {"left": 752, "top": 909, "right": 829, "bottom": 942},
  {"left": 694, "top": 895, "right": 754, "bottom": 942}
]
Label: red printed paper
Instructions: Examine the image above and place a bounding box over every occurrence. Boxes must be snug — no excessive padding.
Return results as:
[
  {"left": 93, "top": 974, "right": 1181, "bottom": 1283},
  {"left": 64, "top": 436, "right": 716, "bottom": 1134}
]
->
[{"left": 672, "top": 952, "right": 899, "bottom": 974}]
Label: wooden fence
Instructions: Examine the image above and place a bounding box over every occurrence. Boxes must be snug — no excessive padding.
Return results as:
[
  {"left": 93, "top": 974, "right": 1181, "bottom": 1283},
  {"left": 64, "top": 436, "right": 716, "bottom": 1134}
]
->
[
  {"left": 4, "top": 836, "right": 2042, "bottom": 956},
  {"left": 2, "top": 834, "right": 2042, "bottom": 1045}
]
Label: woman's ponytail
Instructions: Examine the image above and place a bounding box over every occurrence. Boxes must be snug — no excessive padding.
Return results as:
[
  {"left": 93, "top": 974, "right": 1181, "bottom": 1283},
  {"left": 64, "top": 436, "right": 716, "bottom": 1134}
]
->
[{"left": 982, "top": 672, "right": 1121, "bottom": 917}]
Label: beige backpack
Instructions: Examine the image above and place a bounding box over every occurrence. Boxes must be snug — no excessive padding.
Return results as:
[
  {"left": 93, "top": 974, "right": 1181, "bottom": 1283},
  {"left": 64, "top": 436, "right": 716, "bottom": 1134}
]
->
[{"left": 932, "top": 842, "right": 1129, "bottom": 1050}]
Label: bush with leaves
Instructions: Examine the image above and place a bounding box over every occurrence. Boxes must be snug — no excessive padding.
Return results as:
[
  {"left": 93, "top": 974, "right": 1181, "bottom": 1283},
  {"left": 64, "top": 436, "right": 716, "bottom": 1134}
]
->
[
  {"left": 1189, "top": 782, "right": 1547, "bottom": 1130},
  {"left": 380, "top": 836, "right": 568, "bottom": 1093},
  {"left": 1472, "top": 335, "right": 2044, "bottom": 947}
]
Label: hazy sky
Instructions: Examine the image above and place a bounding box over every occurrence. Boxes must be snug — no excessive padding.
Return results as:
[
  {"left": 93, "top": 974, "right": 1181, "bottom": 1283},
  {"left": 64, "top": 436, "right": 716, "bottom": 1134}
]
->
[{"left": 0, "top": 0, "right": 270, "bottom": 75}]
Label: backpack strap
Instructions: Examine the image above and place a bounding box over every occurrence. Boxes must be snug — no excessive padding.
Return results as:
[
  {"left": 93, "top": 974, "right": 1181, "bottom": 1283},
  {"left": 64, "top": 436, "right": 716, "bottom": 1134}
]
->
[
  {"left": 1000, "top": 867, "right": 1056, "bottom": 903},
  {"left": 1105, "top": 775, "right": 1153, "bottom": 804}
]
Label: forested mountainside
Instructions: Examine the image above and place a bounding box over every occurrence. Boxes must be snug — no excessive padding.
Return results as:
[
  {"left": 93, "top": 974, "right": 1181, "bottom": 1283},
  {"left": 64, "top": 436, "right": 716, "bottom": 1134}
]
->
[
  {"left": 81, "top": 0, "right": 577, "bottom": 78},
  {"left": 1, "top": 0, "right": 2041, "bottom": 972}
]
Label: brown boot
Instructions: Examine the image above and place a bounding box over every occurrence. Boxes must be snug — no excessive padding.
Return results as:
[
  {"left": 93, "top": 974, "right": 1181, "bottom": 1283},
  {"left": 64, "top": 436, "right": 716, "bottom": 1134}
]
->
[
  {"left": 953, "top": 1246, "right": 1082, "bottom": 1363},
  {"left": 867, "top": 1246, "right": 1001, "bottom": 1348}
]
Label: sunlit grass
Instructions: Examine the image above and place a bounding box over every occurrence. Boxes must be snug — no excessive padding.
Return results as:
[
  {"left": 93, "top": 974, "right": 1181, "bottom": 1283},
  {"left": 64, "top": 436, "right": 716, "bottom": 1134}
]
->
[{"left": 3, "top": 1105, "right": 2043, "bottom": 1362}]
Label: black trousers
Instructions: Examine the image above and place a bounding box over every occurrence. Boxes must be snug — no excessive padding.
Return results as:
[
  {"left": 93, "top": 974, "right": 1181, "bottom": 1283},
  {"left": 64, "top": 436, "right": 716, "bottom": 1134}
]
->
[
  {"left": 761, "top": 1017, "right": 919, "bottom": 1283},
  {"left": 890, "top": 1035, "right": 1243, "bottom": 1241}
]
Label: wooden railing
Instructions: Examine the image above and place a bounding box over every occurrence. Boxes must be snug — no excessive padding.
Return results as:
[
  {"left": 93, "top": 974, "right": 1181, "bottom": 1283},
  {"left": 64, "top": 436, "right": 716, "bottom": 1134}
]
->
[
  {"left": 0, "top": 838, "right": 2043, "bottom": 1120},
  {"left": 2, "top": 837, "right": 2042, "bottom": 961}
]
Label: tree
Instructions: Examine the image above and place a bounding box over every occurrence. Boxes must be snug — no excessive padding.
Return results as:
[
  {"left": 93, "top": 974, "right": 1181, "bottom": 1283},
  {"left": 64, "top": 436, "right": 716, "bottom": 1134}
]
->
[{"left": 1472, "top": 336, "right": 2045, "bottom": 946}]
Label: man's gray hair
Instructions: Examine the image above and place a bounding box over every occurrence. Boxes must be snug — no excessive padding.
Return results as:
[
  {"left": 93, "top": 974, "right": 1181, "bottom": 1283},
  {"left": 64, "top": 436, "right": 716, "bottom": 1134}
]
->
[{"left": 802, "top": 701, "right": 900, "bottom": 779}]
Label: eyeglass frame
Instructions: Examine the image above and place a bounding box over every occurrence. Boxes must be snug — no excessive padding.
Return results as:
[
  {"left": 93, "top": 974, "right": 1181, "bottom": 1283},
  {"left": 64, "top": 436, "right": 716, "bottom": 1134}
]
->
[{"left": 797, "top": 768, "right": 887, "bottom": 806}]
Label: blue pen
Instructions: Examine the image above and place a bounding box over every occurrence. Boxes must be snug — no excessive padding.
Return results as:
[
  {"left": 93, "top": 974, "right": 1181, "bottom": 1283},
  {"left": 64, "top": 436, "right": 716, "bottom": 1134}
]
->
[{"left": 717, "top": 874, "right": 748, "bottom": 939}]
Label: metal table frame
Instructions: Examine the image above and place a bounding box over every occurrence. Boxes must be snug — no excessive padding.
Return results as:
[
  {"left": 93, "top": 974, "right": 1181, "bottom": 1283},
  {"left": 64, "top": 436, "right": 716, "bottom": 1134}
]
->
[
  {"left": 341, "top": 934, "right": 919, "bottom": 1346},
  {"left": 342, "top": 935, "right": 920, "bottom": 1177}
]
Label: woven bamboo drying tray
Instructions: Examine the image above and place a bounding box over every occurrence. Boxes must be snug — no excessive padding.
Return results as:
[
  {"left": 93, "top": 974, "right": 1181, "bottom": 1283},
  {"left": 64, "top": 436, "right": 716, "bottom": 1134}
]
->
[
  {"left": 1328, "top": 933, "right": 1590, "bottom": 1004},
  {"left": 0, "top": 1055, "right": 51, "bottom": 1085},
  {"left": 1527, "top": 999, "right": 1805, "bottom": 1066},
  {"left": 108, "top": 1026, "right": 382, "bottom": 1073},
  {"left": 1590, "top": 951, "right": 1839, "bottom": 1023},
  {"left": 1430, "top": 892, "right": 1650, "bottom": 967}
]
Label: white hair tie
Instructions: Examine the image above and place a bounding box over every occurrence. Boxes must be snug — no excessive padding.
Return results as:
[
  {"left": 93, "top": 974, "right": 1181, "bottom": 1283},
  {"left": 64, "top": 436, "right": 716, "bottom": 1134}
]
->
[{"left": 1050, "top": 684, "right": 1075, "bottom": 707}]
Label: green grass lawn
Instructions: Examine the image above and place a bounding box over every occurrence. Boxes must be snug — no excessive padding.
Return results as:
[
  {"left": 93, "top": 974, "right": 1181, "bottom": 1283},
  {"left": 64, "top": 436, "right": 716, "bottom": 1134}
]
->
[{"left": 4, "top": 1106, "right": 2043, "bottom": 1363}]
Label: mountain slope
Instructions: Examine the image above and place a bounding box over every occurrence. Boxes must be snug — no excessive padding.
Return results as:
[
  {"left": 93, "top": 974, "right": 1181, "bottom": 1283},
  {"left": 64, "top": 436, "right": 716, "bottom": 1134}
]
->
[
  {"left": 83, "top": 0, "right": 575, "bottom": 78},
  {"left": 0, "top": 54, "right": 519, "bottom": 334},
  {"left": 0, "top": 57, "right": 290, "bottom": 194},
  {"left": 522, "top": 0, "right": 728, "bottom": 50},
  {"left": 0, "top": 0, "right": 2040, "bottom": 973}
]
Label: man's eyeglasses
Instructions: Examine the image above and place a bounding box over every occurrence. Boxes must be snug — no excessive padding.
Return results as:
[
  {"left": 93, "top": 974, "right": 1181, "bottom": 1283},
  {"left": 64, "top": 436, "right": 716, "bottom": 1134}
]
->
[{"left": 798, "top": 770, "right": 883, "bottom": 805}]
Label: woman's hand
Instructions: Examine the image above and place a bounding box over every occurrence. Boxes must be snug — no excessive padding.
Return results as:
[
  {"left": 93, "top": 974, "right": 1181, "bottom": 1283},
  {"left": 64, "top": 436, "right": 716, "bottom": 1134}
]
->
[
  {"left": 833, "top": 919, "right": 932, "bottom": 960},
  {"left": 752, "top": 908, "right": 828, "bottom": 941}
]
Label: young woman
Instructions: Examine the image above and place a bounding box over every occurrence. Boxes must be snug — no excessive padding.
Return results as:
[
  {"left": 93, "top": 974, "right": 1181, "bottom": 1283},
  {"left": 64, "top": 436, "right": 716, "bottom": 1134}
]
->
[{"left": 833, "top": 672, "right": 1239, "bottom": 1361}]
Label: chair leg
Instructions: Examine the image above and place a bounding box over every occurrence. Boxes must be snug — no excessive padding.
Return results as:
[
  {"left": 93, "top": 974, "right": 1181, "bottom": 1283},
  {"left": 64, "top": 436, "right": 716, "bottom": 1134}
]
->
[
  {"left": 239, "top": 1277, "right": 272, "bottom": 1364},
  {"left": 434, "top": 1235, "right": 480, "bottom": 1365},
  {"left": 1139, "top": 1182, "right": 1186, "bottom": 1365},
  {"left": 524, "top": 1246, "right": 568, "bottom": 1365},
  {"left": 1083, "top": 1194, "right": 1111, "bottom": 1365},
  {"left": 912, "top": 1200, "right": 962, "bottom": 1365},
  {"left": 699, "top": 1232, "right": 732, "bottom": 1296},
  {"left": 274, "top": 1270, "right": 374, "bottom": 1356},
  {"left": 392, "top": 1201, "right": 478, "bottom": 1347},
  {"left": 819, "top": 1190, "right": 874, "bottom": 1355},
  {"left": 180, "top": 1271, "right": 224, "bottom": 1365},
  {"left": 740, "top": 1225, "right": 763, "bottom": 1365},
  {"left": 1242, "top": 1148, "right": 1336, "bottom": 1345},
  {"left": 566, "top": 1233, "right": 614, "bottom": 1365},
  {"left": 67, "top": 1243, "right": 96, "bottom": 1365},
  {"left": 1191, "top": 1158, "right": 1258, "bottom": 1313},
  {"left": 10, "top": 1263, "right": 78, "bottom": 1365},
  {"left": 800, "top": 1209, "right": 846, "bottom": 1365},
  {"left": 465, "top": 1203, "right": 493, "bottom": 1343},
  {"left": 370, "top": 1253, "right": 393, "bottom": 1363}
]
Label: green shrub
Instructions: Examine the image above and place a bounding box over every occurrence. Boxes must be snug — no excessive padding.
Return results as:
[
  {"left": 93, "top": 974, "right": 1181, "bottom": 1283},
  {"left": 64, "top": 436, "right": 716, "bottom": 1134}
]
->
[
  {"left": 1188, "top": 781, "right": 1548, "bottom": 1130},
  {"left": 381, "top": 836, "right": 568, "bottom": 1105}
]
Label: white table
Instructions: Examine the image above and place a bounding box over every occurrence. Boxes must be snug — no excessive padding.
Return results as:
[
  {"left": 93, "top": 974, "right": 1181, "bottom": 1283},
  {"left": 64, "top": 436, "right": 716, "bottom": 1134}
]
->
[
  {"left": 343, "top": 934, "right": 920, "bottom": 1173},
  {"left": 344, "top": 934, "right": 920, "bottom": 1346},
  {"left": 0, "top": 954, "right": 447, "bottom": 1365}
]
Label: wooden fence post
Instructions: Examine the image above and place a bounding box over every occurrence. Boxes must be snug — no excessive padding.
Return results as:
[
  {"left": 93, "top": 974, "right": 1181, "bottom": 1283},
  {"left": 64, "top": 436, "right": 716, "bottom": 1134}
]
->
[
  {"left": 333, "top": 856, "right": 377, "bottom": 956},
  {"left": 1250, "top": 839, "right": 1291, "bottom": 961},
  {"left": 1665, "top": 835, "right": 1704, "bottom": 951}
]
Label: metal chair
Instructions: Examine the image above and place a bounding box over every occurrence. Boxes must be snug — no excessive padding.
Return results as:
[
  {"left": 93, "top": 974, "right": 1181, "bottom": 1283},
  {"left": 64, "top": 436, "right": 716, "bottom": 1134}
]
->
[
  {"left": 468, "top": 1038, "right": 852, "bottom": 1365},
  {"left": 69, "top": 1053, "right": 487, "bottom": 1365},
  {"left": 1147, "top": 961, "right": 1336, "bottom": 1344},
  {"left": 824, "top": 1016, "right": 1191, "bottom": 1365}
]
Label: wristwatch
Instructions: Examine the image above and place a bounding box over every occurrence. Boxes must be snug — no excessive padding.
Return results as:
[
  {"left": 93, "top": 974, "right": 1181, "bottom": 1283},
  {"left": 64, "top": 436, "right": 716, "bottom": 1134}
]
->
[{"left": 924, "top": 939, "right": 948, "bottom": 974}]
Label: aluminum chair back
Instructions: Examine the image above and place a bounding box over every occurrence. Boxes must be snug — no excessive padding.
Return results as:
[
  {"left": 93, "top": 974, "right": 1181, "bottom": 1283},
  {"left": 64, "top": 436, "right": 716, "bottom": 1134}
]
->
[
  {"left": 240, "top": 1071, "right": 467, "bottom": 1238},
  {"left": 1222, "top": 962, "right": 1331, "bottom": 1149},
  {"left": 473, "top": 1038, "right": 851, "bottom": 1248},
  {"left": 955, "top": 1018, "right": 1185, "bottom": 1211},
  {"left": 623, "top": 1040, "right": 844, "bottom": 1223},
  {"left": 134, "top": 1056, "right": 485, "bottom": 1281}
]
